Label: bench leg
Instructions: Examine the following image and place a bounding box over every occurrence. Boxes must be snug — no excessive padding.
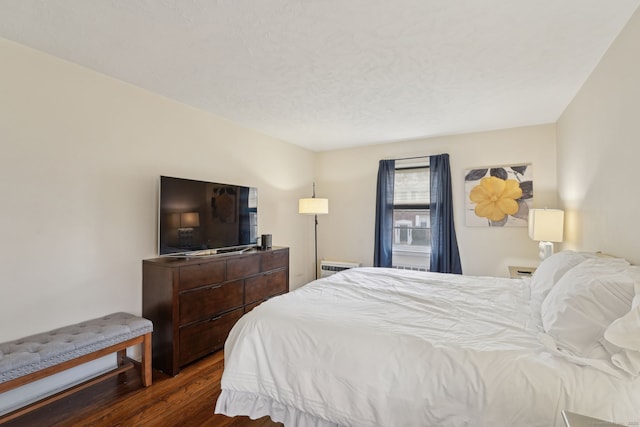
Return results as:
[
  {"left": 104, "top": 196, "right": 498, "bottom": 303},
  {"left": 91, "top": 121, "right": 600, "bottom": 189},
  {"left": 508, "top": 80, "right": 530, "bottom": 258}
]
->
[
  {"left": 117, "top": 349, "right": 127, "bottom": 367},
  {"left": 141, "top": 332, "right": 152, "bottom": 387}
]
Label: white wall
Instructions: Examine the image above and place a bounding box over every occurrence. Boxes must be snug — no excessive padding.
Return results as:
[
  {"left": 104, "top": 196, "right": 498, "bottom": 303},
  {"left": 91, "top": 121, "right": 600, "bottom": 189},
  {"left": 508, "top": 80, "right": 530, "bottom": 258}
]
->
[
  {"left": 315, "top": 124, "right": 557, "bottom": 278},
  {"left": 0, "top": 38, "right": 315, "bottom": 343},
  {"left": 557, "top": 7, "right": 640, "bottom": 265}
]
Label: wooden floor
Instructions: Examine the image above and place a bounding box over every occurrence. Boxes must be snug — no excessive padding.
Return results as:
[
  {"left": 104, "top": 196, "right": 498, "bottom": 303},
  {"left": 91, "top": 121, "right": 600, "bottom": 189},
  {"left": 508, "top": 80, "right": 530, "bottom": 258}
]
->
[{"left": 2, "top": 351, "right": 284, "bottom": 427}]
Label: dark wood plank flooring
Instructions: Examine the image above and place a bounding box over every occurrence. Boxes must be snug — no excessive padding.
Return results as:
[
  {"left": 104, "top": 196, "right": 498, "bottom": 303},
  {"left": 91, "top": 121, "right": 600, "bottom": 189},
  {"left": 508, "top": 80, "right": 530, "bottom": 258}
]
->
[{"left": 2, "top": 351, "right": 283, "bottom": 427}]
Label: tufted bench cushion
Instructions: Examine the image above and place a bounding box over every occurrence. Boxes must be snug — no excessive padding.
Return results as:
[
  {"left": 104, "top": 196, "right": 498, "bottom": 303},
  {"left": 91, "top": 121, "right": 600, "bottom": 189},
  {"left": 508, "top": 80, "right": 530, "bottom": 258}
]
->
[
  {"left": 0, "top": 312, "right": 152, "bottom": 384},
  {"left": 0, "top": 312, "right": 153, "bottom": 421}
]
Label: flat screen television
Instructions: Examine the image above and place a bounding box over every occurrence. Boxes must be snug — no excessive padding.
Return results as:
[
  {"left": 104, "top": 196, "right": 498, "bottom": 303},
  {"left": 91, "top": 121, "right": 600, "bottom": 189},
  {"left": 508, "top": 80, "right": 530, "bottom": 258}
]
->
[{"left": 158, "top": 176, "right": 258, "bottom": 256}]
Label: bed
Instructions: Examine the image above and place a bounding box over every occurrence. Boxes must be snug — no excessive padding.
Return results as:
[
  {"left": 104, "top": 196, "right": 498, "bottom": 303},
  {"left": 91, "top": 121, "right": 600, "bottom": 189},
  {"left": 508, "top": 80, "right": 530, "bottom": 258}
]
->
[{"left": 214, "top": 251, "right": 640, "bottom": 427}]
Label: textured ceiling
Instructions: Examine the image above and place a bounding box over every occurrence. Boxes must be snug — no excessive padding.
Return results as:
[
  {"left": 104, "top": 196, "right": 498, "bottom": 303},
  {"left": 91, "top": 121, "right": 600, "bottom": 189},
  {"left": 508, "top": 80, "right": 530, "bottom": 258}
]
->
[{"left": 0, "top": 1, "right": 638, "bottom": 151}]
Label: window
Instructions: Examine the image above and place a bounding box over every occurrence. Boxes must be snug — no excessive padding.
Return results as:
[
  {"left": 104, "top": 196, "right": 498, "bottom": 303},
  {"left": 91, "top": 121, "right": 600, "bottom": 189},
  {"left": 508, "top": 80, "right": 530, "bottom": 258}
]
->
[{"left": 392, "top": 165, "right": 430, "bottom": 271}]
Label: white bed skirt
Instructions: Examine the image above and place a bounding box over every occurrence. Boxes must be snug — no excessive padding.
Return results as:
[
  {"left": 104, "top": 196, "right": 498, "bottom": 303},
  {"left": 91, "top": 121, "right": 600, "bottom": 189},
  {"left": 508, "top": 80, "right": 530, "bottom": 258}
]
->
[{"left": 215, "top": 389, "right": 343, "bottom": 427}]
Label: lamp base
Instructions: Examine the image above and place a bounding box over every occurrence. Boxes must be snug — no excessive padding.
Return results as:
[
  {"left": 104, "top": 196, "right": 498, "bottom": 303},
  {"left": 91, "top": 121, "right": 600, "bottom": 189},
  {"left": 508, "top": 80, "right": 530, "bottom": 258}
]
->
[{"left": 538, "top": 241, "right": 554, "bottom": 260}]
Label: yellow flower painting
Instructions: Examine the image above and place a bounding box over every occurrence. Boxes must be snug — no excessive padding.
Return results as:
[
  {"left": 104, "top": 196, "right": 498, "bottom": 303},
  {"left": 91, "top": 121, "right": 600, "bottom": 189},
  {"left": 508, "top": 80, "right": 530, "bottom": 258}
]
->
[
  {"left": 464, "top": 164, "right": 533, "bottom": 227},
  {"left": 469, "top": 176, "right": 522, "bottom": 221}
]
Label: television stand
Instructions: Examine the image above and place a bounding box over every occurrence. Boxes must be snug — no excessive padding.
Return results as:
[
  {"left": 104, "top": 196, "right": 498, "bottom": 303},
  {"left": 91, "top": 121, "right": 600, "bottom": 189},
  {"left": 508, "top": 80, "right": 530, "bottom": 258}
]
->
[{"left": 142, "top": 247, "right": 289, "bottom": 375}]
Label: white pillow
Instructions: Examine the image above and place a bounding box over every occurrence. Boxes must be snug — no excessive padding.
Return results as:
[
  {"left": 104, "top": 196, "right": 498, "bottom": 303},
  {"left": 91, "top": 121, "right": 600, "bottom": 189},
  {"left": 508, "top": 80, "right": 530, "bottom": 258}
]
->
[
  {"left": 541, "top": 259, "right": 635, "bottom": 359},
  {"left": 530, "top": 251, "right": 628, "bottom": 307},
  {"left": 529, "top": 251, "right": 590, "bottom": 305},
  {"left": 603, "top": 276, "right": 640, "bottom": 375}
]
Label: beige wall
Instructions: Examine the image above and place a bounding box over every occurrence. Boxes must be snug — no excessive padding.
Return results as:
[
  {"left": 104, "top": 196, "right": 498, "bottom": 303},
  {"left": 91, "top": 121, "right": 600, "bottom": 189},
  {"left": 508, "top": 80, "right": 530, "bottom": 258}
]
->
[
  {"left": 0, "top": 38, "right": 315, "bottom": 342},
  {"left": 557, "top": 7, "right": 640, "bottom": 265},
  {"left": 315, "top": 124, "right": 557, "bottom": 278}
]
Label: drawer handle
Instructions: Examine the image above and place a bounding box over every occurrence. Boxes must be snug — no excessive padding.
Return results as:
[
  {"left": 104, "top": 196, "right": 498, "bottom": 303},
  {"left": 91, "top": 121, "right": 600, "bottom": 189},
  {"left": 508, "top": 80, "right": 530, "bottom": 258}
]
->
[{"left": 210, "top": 314, "right": 222, "bottom": 322}]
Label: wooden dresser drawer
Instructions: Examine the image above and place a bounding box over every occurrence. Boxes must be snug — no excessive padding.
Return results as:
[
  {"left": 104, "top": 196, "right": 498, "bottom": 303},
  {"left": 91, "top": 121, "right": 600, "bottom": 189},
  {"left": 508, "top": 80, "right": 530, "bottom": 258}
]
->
[
  {"left": 179, "top": 261, "right": 226, "bottom": 291},
  {"left": 261, "top": 249, "right": 289, "bottom": 271},
  {"left": 178, "top": 280, "right": 243, "bottom": 325},
  {"left": 244, "top": 292, "right": 285, "bottom": 313},
  {"left": 227, "top": 254, "right": 260, "bottom": 280},
  {"left": 178, "top": 308, "right": 243, "bottom": 366},
  {"left": 245, "top": 269, "right": 287, "bottom": 304}
]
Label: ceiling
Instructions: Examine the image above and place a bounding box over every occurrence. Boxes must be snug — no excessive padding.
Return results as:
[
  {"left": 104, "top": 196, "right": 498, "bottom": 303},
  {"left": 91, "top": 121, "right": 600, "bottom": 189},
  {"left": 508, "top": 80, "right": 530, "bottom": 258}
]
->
[{"left": 0, "top": 1, "right": 638, "bottom": 152}]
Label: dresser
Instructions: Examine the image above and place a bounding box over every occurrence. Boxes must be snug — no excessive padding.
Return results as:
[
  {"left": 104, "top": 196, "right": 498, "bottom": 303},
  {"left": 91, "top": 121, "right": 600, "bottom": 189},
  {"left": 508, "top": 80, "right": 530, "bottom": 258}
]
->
[{"left": 142, "top": 247, "right": 289, "bottom": 375}]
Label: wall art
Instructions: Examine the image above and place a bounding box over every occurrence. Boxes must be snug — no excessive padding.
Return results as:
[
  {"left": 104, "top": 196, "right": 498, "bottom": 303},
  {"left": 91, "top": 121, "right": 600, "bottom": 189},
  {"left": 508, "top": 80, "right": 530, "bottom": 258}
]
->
[{"left": 464, "top": 164, "right": 533, "bottom": 227}]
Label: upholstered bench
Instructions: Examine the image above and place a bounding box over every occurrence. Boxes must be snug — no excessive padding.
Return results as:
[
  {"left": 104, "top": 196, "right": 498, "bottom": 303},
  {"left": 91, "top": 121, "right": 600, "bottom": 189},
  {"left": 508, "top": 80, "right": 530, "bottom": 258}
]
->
[{"left": 0, "top": 312, "right": 153, "bottom": 421}]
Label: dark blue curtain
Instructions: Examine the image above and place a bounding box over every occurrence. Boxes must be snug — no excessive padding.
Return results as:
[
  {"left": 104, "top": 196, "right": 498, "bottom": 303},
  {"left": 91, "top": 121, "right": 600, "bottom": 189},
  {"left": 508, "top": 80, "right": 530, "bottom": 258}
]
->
[
  {"left": 374, "top": 159, "right": 395, "bottom": 267},
  {"left": 430, "top": 154, "right": 462, "bottom": 274}
]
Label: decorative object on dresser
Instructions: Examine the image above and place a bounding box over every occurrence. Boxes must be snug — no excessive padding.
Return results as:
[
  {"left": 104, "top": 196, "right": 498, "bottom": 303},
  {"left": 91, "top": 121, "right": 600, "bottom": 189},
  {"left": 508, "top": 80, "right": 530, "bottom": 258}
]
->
[
  {"left": 142, "top": 247, "right": 289, "bottom": 376},
  {"left": 260, "top": 234, "right": 272, "bottom": 250}
]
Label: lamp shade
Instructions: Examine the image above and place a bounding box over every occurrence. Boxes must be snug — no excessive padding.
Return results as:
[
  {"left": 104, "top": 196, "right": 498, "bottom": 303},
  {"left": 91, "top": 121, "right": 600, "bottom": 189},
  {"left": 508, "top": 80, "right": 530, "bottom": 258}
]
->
[
  {"left": 180, "top": 212, "right": 200, "bottom": 227},
  {"left": 528, "top": 209, "right": 564, "bottom": 242},
  {"left": 299, "top": 198, "right": 329, "bottom": 215}
]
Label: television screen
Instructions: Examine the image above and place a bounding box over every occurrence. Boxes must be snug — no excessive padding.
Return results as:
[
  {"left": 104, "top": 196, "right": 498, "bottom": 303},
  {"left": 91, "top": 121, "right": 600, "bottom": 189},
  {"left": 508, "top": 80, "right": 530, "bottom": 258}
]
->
[{"left": 158, "top": 176, "right": 258, "bottom": 255}]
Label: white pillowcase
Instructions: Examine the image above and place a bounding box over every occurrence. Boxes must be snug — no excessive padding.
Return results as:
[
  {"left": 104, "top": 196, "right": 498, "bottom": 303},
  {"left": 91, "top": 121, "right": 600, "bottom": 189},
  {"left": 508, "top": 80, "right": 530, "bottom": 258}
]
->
[
  {"left": 603, "top": 277, "right": 640, "bottom": 375},
  {"left": 540, "top": 258, "right": 635, "bottom": 359},
  {"left": 529, "top": 251, "right": 591, "bottom": 306},
  {"left": 530, "top": 251, "right": 629, "bottom": 309}
]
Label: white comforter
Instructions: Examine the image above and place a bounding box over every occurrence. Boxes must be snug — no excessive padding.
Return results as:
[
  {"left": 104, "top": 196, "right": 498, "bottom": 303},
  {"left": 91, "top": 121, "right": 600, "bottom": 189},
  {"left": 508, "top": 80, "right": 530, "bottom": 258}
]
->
[{"left": 215, "top": 268, "right": 640, "bottom": 427}]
